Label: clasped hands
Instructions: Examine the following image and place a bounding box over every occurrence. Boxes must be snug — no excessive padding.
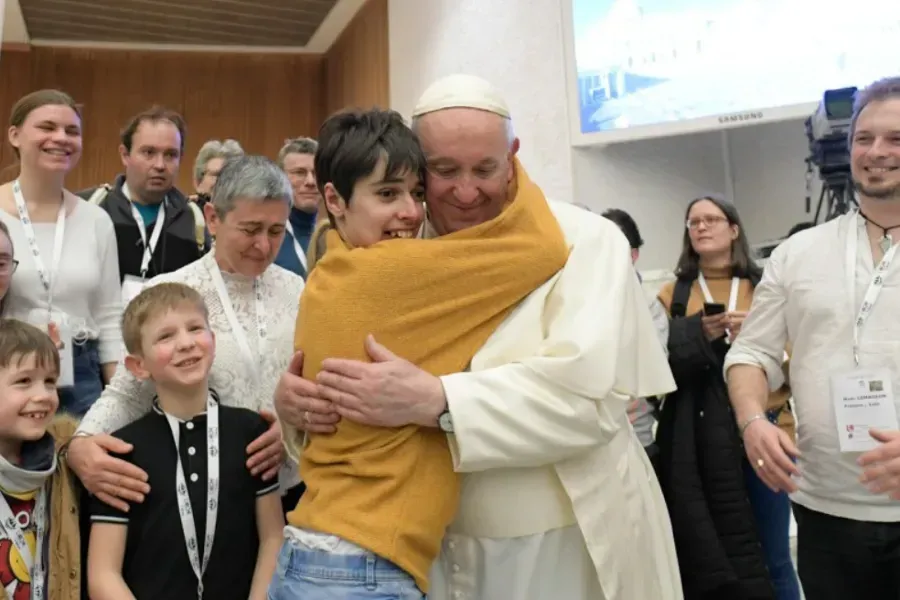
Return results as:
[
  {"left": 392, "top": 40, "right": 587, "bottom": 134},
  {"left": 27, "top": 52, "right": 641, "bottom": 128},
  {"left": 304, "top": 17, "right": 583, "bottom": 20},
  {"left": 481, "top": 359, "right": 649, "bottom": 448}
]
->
[{"left": 274, "top": 334, "right": 446, "bottom": 433}]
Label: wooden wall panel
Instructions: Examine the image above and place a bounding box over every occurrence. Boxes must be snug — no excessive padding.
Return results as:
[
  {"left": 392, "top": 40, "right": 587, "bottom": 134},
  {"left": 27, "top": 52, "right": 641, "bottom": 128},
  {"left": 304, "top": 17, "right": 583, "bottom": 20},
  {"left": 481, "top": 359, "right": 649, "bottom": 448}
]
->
[
  {"left": 321, "top": 0, "right": 389, "bottom": 119},
  {"left": 0, "top": 47, "right": 325, "bottom": 191}
]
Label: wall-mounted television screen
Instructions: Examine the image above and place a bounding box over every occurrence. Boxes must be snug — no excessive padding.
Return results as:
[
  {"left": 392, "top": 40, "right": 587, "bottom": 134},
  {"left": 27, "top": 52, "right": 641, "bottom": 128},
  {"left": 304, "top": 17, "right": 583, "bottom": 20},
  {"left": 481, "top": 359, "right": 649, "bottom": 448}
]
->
[{"left": 560, "top": 0, "right": 900, "bottom": 146}]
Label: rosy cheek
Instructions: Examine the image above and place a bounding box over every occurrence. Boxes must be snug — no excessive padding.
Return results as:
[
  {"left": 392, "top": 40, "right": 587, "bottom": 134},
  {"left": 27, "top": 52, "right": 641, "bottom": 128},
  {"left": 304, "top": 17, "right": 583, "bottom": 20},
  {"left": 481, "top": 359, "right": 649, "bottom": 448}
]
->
[{"left": 152, "top": 345, "right": 177, "bottom": 367}]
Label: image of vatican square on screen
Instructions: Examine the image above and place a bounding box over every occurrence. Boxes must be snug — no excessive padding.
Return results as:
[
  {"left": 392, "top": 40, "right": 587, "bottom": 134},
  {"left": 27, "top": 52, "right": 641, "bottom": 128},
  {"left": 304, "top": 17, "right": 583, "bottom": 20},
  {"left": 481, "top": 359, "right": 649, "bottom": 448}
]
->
[{"left": 573, "top": 0, "right": 900, "bottom": 134}]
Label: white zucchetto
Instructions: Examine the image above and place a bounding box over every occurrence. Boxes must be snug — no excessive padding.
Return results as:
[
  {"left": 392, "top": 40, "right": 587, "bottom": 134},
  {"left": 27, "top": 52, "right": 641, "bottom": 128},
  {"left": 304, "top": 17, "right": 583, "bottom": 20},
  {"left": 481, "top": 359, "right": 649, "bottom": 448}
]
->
[{"left": 411, "top": 74, "right": 511, "bottom": 119}]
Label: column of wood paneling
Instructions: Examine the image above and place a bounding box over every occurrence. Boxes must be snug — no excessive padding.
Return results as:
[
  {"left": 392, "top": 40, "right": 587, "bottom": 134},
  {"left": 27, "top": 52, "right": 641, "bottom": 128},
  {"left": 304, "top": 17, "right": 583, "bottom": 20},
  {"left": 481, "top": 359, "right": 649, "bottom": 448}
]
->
[
  {"left": 0, "top": 47, "right": 326, "bottom": 191},
  {"left": 0, "top": 0, "right": 389, "bottom": 191},
  {"left": 321, "top": 0, "right": 389, "bottom": 118}
]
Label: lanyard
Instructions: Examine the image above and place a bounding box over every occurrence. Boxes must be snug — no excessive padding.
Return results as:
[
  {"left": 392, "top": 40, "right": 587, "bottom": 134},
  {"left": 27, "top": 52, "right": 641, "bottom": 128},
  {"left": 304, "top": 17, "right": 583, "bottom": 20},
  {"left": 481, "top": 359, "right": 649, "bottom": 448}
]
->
[
  {"left": 846, "top": 214, "right": 898, "bottom": 366},
  {"left": 698, "top": 274, "right": 740, "bottom": 344},
  {"left": 0, "top": 485, "right": 48, "bottom": 600},
  {"left": 12, "top": 180, "right": 65, "bottom": 313},
  {"left": 208, "top": 261, "right": 266, "bottom": 384},
  {"left": 164, "top": 395, "right": 220, "bottom": 600},
  {"left": 697, "top": 273, "right": 740, "bottom": 312},
  {"left": 122, "top": 184, "right": 166, "bottom": 277},
  {"left": 284, "top": 221, "right": 309, "bottom": 272},
  {"left": 130, "top": 202, "right": 166, "bottom": 278}
]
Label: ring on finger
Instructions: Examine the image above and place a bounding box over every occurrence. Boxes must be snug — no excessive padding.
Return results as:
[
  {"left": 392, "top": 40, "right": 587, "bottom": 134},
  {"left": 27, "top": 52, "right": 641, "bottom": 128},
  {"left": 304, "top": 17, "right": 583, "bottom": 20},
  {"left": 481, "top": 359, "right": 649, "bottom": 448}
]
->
[
  {"left": 304, "top": 410, "right": 311, "bottom": 424},
  {"left": 756, "top": 458, "right": 765, "bottom": 469}
]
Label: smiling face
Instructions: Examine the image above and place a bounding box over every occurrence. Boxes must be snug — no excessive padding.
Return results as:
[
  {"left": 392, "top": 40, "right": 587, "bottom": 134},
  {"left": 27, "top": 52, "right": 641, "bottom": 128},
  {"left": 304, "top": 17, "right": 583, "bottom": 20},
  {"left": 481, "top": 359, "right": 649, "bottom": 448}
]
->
[
  {"left": 415, "top": 108, "right": 518, "bottom": 235},
  {"left": 0, "top": 352, "right": 59, "bottom": 458},
  {"left": 324, "top": 155, "right": 425, "bottom": 247},
  {"left": 125, "top": 303, "right": 215, "bottom": 391},
  {"left": 8, "top": 103, "right": 82, "bottom": 175},
  {"left": 851, "top": 98, "right": 900, "bottom": 202},
  {"left": 283, "top": 152, "right": 320, "bottom": 213}
]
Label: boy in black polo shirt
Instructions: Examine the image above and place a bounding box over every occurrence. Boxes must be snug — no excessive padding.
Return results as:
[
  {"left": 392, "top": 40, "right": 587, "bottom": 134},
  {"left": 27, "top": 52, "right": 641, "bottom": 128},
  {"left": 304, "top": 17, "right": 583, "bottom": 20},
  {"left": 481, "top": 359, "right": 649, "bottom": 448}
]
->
[{"left": 87, "top": 283, "right": 284, "bottom": 600}]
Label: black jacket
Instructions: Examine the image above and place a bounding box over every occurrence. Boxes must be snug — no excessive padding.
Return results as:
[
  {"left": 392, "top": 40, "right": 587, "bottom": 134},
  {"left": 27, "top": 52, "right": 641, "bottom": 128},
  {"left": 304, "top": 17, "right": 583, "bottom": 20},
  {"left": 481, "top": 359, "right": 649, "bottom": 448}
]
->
[
  {"left": 78, "top": 175, "right": 211, "bottom": 282},
  {"left": 656, "top": 290, "right": 774, "bottom": 600}
]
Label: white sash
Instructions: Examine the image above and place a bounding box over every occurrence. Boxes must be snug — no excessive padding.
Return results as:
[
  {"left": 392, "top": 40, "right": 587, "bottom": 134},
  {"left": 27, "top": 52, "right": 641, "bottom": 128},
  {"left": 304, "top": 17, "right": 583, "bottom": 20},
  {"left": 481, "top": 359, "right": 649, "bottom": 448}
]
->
[
  {"left": 284, "top": 221, "right": 308, "bottom": 272},
  {"left": 207, "top": 261, "right": 266, "bottom": 385},
  {"left": 12, "top": 180, "right": 65, "bottom": 316},
  {"left": 0, "top": 485, "right": 48, "bottom": 600},
  {"left": 846, "top": 214, "right": 899, "bottom": 366},
  {"left": 164, "top": 394, "right": 220, "bottom": 599}
]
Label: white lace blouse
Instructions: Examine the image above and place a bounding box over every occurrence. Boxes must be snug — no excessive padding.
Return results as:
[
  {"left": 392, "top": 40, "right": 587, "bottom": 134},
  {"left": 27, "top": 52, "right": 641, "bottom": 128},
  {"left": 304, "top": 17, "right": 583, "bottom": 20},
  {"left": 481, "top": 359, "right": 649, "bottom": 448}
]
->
[{"left": 77, "top": 252, "right": 305, "bottom": 441}]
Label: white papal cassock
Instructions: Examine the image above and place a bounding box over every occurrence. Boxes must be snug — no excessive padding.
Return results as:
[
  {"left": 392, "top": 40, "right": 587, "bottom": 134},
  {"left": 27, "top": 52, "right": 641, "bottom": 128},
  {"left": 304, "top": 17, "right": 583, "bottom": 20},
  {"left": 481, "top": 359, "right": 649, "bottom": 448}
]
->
[{"left": 426, "top": 201, "right": 682, "bottom": 600}]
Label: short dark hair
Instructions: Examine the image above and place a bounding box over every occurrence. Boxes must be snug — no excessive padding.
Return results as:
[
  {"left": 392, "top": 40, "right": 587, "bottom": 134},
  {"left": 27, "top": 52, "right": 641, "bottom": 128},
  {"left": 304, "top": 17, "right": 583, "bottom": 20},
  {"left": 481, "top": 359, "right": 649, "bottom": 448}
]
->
[
  {"left": 674, "top": 194, "right": 763, "bottom": 284},
  {"left": 0, "top": 319, "right": 60, "bottom": 377},
  {"left": 120, "top": 106, "right": 187, "bottom": 154},
  {"left": 601, "top": 208, "right": 643, "bottom": 249},
  {"left": 314, "top": 108, "right": 426, "bottom": 211},
  {"left": 850, "top": 77, "right": 900, "bottom": 141}
]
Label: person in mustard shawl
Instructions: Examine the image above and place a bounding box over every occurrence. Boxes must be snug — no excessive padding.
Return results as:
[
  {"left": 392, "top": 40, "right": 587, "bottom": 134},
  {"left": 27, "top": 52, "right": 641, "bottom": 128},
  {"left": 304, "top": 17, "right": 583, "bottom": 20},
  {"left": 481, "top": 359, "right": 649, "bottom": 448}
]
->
[{"left": 268, "top": 108, "right": 569, "bottom": 599}]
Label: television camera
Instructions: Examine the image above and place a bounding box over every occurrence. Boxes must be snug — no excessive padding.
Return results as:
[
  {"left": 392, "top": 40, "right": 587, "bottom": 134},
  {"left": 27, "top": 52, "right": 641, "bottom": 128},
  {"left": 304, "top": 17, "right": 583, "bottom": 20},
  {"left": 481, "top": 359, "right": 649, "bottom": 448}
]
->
[{"left": 804, "top": 87, "right": 858, "bottom": 222}]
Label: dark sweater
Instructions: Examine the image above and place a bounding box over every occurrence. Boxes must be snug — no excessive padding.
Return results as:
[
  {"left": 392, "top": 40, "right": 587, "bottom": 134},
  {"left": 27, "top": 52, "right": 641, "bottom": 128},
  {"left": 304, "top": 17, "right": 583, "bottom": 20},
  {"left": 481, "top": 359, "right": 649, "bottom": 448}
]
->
[{"left": 77, "top": 175, "right": 211, "bottom": 282}]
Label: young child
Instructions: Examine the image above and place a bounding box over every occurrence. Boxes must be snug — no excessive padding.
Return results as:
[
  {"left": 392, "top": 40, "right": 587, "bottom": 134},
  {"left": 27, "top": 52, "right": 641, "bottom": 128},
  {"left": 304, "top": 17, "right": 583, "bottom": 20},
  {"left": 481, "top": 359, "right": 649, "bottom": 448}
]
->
[
  {"left": 87, "top": 283, "right": 283, "bottom": 600},
  {"left": 0, "top": 318, "right": 81, "bottom": 600}
]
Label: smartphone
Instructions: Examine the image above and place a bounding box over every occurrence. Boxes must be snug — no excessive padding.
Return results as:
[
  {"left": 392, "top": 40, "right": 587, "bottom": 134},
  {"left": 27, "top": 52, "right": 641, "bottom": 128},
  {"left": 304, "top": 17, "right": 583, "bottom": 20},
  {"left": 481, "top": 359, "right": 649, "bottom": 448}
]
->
[{"left": 703, "top": 302, "right": 726, "bottom": 316}]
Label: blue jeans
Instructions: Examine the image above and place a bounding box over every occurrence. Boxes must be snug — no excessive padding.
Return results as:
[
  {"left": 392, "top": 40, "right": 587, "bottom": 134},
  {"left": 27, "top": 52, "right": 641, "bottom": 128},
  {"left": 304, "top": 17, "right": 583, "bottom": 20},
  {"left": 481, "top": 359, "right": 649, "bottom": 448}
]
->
[
  {"left": 744, "top": 458, "right": 802, "bottom": 600},
  {"left": 57, "top": 339, "right": 103, "bottom": 417},
  {"left": 267, "top": 539, "right": 425, "bottom": 600}
]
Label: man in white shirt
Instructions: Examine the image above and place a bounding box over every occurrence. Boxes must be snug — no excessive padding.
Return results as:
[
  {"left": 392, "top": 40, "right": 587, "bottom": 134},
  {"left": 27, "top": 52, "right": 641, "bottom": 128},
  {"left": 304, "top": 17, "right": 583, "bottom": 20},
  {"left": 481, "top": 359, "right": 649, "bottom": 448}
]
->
[
  {"left": 725, "top": 76, "right": 900, "bottom": 599},
  {"left": 276, "top": 74, "right": 681, "bottom": 599}
]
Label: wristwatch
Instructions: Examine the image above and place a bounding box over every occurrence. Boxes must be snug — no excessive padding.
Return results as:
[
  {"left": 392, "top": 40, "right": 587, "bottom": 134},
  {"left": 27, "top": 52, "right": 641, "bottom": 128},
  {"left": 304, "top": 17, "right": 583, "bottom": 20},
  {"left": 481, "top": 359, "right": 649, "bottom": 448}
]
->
[{"left": 438, "top": 408, "right": 454, "bottom": 433}]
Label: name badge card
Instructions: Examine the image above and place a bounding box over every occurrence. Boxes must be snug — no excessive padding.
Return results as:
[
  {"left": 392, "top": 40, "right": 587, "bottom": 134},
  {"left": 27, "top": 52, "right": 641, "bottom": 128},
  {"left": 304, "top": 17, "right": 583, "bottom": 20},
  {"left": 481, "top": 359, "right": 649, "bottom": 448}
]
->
[
  {"left": 831, "top": 369, "right": 900, "bottom": 452},
  {"left": 121, "top": 275, "right": 145, "bottom": 306},
  {"left": 56, "top": 321, "right": 74, "bottom": 389}
]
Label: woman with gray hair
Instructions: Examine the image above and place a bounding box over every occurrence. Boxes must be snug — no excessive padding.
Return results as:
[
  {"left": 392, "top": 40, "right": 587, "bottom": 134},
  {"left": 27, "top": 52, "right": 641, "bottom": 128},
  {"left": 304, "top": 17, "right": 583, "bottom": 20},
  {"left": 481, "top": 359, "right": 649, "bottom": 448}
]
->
[
  {"left": 192, "top": 138, "right": 245, "bottom": 203},
  {"left": 66, "top": 155, "right": 305, "bottom": 512}
]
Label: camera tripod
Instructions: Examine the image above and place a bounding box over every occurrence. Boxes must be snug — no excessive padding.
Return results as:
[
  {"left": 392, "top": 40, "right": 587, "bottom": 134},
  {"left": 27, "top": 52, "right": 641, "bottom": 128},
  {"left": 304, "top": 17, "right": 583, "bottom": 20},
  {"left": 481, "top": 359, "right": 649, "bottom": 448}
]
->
[{"left": 813, "top": 171, "right": 857, "bottom": 223}]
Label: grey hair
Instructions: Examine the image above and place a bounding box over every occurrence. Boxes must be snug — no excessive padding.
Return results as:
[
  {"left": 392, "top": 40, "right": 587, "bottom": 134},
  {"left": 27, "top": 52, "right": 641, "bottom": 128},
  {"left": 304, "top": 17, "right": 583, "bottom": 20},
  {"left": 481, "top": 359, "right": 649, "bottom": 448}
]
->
[
  {"left": 277, "top": 137, "right": 318, "bottom": 169},
  {"left": 211, "top": 154, "right": 292, "bottom": 217},
  {"left": 410, "top": 114, "right": 517, "bottom": 148},
  {"left": 193, "top": 138, "right": 244, "bottom": 183}
]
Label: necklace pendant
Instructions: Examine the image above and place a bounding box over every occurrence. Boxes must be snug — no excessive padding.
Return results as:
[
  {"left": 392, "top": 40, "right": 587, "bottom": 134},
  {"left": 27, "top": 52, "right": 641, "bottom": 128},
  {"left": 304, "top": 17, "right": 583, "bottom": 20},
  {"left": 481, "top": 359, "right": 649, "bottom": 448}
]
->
[{"left": 880, "top": 234, "right": 893, "bottom": 255}]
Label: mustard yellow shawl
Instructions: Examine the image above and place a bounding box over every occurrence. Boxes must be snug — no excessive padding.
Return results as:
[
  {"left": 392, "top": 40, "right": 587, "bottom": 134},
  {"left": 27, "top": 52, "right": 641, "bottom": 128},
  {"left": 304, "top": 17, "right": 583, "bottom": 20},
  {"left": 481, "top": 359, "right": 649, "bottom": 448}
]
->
[
  {"left": 287, "top": 159, "right": 568, "bottom": 448},
  {"left": 296, "top": 158, "right": 568, "bottom": 376}
]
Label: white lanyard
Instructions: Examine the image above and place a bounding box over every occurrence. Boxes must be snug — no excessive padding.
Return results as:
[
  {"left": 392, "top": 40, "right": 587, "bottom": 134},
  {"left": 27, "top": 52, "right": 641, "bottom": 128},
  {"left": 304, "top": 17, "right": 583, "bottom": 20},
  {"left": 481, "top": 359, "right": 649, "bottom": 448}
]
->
[
  {"left": 130, "top": 201, "right": 166, "bottom": 278},
  {"left": 697, "top": 273, "right": 740, "bottom": 312},
  {"left": 164, "top": 395, "right": 220, "bottom": 600},
  {"left": 284, "top": 221, "right": 308, "bottom": 272},
  {"left": 0, "top": 485, "right": 47, "bottom": 600},
  {"left": 12, "top": 180, "right": 65, "bottom": 313},
  {"left": 846, "top": 214, "right": 898, "bottom": 366},
  {"left": 208, "top": 261, "right": 266, "bottom": 383},
  {"left": 698, "top": 273, "right": 740, "bottom": 344}
]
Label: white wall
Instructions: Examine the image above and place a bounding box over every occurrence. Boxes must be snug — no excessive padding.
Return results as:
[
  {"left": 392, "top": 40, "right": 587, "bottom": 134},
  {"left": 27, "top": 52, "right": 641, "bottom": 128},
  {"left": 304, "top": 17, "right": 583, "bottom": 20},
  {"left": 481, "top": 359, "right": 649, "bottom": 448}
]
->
[
  {"left": 388, "top": 0, "right": 824, "bottom": 275},
  {"left": 388, "top": 0, "right": 573, "bottom": 203}
]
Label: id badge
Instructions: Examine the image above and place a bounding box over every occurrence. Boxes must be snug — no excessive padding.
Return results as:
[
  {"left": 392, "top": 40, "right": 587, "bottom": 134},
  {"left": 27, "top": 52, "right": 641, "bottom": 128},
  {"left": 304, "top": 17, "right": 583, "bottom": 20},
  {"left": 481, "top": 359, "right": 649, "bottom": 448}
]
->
[
  {"left": 121, "top": 275, "right": 145, "bottom": 306},
  {"left": 55, "top": 321, "right": 74, "bottom": 388},
  {"left": 831, "top": 368, "right": 900, "bottom": 452}
]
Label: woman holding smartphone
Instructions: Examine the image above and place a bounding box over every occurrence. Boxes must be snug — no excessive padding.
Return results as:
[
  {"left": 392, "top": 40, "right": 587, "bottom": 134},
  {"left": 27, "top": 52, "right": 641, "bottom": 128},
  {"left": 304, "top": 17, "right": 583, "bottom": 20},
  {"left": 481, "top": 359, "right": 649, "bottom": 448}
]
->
[{"left": 653, "top": 195, "right": 799, "bottom": 600}]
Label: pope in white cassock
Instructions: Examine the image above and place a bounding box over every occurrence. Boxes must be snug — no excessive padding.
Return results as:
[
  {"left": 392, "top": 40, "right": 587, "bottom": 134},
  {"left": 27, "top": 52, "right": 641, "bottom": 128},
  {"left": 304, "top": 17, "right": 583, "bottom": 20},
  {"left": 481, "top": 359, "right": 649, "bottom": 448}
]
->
[{"left": 275, "top": 74, "right": 683, "bottom": 600}]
